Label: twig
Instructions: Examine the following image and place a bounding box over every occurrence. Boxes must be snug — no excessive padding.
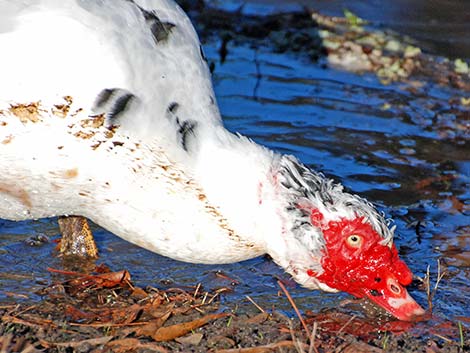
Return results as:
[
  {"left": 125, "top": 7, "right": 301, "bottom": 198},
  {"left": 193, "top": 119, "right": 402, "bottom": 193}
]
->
[
  {"left": 278, "top": 280, "right": 310, "bottom": 337},
  {"left": 337, "top": 315, "right": 356, "bottom": 334},
  {"left": 458, "top": 321, "right": 464, "bottom": 349},
  {"left": 432, "top": 333, "right": 452, "bottom": 343},
  {"left": 308, "top": 321, "right": 319, "bottom": 353},
  {"left": 193, "top": 283, "right": 201, "bottom": 299},
  {"left": 423, "top": 258, "right": 446, "bottom": 312},
  {"left": 288, "top": 320, "right": 305, "bottom": 353},
  {"left": 245, "top": 295, "right": 265, "bottom": 313}
]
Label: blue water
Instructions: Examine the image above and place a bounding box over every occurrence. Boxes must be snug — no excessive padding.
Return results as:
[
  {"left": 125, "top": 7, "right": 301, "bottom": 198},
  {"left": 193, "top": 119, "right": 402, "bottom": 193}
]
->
[{"left": 1, "top": 2, "right": 469, "bottom": 323}]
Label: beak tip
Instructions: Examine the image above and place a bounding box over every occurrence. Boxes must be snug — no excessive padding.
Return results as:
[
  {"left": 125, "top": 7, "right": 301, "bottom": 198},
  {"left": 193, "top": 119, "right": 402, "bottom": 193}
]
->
[{"left": 394, "top": 303, "right": 426, "bottom": 321}]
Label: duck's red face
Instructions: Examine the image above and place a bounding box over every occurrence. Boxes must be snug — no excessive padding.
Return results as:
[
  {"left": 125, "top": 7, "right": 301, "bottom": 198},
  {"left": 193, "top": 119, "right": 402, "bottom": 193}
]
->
[{"left": 308, "top": 209, "right": 425, "bottom": 321}]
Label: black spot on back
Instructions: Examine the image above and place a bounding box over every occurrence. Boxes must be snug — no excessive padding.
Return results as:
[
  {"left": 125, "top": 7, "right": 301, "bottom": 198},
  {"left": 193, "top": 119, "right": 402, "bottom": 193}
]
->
[
  {"left": 165, "top": 101, "right": 198, "bottom": 152},
  {"left": 94, "top": 88, "right": 118, "bottom": 109},
  {"left": 108, "top": 93, "right": 136, "bottom": 120},
  {"left": 149, "top": 19, "right": 176, "bottom": 43},
  {"left": 167, "top": 102, "right": 179, "bottom": 114},
  {"left": 136, "top": 6, "right": 175, "bottom": 43},
  {"left": 178, "top": 119, "right": 197, "bottom": 152}
]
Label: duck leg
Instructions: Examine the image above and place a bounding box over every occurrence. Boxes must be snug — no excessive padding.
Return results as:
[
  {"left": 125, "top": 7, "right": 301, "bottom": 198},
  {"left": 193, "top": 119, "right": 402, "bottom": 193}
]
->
[{"left": 57, "top": 216, "right": 98, "bottom": 258}]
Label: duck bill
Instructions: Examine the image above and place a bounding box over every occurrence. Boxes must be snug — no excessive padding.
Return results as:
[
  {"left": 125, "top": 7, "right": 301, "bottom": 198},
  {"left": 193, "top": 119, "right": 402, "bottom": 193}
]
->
[{"left": 365, "top": 284, "right": 425, "bottom": 321}]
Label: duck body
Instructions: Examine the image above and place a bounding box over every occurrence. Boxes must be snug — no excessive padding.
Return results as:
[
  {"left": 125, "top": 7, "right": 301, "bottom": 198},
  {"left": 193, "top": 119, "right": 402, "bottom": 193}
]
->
[{"left": 0, "top": 0, "right": 424, "bottom": 320}]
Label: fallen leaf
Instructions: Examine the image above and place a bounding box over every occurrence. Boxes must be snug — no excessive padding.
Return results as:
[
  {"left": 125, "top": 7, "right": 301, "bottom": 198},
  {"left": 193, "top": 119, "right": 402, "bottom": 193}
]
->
[
  {"left": 65, "top": 304, "right": 96, "bottom": 322},
  {"left": 175, "top": 332, "right": 204, "bottom": 345},
  {"left": 47, "top": 268, "right": 132, "bottom": 291},
  {"left": 105, "top": 338, "right": 168, "bottom": 353},
  {"left": 245, "top": 312, "right": 269, "bottom": 324},
  {"left": 153, "top": 312, "right": 228, "bottom": 341},
  {"left": 40, "top": 336, "right": 112, "bottom": 349},
  {"left": 133, "top": 311, "right": 172, "bottom": 337},
  {"left": 111, "top": 303, "right": 142, "bottom": 324},
  {"left": 131, "top": 287, "right": 148, "bottom": 300}
]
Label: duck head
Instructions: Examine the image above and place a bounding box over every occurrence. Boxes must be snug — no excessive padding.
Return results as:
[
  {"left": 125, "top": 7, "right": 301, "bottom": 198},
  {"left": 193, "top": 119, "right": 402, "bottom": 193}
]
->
[{"left": 272, "top": 156, "right": 425, "bottom": 321}]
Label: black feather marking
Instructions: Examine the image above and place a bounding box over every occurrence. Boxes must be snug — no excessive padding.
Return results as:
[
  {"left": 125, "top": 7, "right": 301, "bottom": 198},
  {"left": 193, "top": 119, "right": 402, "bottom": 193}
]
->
[
  {"left": 199, "top": 45, "right": 207, "bottom": 63},
  {"left": 108, "top": 93, "right": 136, "bottom": 120},
  {"left": 126, "top": 1, "right": 176, "bottom": 43},
  {"left": 178, "top": 120, "right": 197, "bottom": 152},
  {"left": 94, "top": 88, "right": 118, "bottom": 109},
  {"left": 139, "top": 8, "right": 175, "bottom": 43},
  {"left": 167, "top": 102, "right": 179, "bottom": 114},
  {"left": 149, "top": 20, "right": 176, "bottom": 43}
]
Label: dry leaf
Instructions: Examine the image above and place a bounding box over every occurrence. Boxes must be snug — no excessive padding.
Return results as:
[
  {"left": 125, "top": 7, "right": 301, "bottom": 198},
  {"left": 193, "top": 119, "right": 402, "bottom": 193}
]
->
[
  {"left": 245, "top": 312, "right": 269, "bottom": 324},
  {"left": 105, "top": 338, "right": 168, "bottom": 353},
  {"left": 175, "top": 332, "right": 204, "bottom": 345},
  {"left": 153, "top": 312, "right": 228, "bottom": 341},
  {"left": 134, "top": 311, "right": 172, "bottom": 337}
]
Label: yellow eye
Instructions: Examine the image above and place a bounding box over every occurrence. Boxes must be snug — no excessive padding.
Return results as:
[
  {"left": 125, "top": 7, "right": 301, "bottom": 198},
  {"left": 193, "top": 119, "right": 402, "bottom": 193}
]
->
[{"left": 346, "top": 234, "right": 363, "bottom": 248}]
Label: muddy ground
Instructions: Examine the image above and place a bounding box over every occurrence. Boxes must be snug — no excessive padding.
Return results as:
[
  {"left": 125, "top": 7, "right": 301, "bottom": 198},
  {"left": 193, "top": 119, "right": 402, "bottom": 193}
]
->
[{"left": 0, "top": 265, "right": 468, "bottom": 353}]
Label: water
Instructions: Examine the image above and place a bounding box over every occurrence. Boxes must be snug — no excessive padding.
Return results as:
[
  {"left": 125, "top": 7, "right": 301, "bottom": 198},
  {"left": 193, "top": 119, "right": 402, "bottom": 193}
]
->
[{"left": 1, "top": 1, "right": 469, "bottom": 323}]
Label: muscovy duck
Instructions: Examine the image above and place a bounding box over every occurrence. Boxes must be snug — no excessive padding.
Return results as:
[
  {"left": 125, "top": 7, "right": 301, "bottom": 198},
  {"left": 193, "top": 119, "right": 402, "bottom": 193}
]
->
[{"left": 0, "top": 0, "right": 424, "bottom": 321}]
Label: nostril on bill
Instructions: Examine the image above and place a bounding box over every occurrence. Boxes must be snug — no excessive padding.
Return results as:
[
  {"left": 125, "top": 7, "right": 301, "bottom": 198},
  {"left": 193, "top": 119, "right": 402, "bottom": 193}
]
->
[{"left": 390, "top": 283, "right": 401, "bottom": 294}]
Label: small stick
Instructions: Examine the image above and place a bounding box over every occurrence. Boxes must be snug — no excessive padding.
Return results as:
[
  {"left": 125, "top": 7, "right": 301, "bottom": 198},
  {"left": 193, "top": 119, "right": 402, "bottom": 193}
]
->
[
  {"left": 287, "top": 320, "right": 304, "bottom": 353},
  {"left": 458, "top": 321, "right": 464, "bottom": 349},
  {"left": 193, "top": 283, "right": 201, "bottom": 299},
  {"left": 308, "top": 321, "right": 320, "bottom": 353},
  {"left": 245, "top": 295, "right": 265, "bottom": 313},
  {"left": 278, "top": 280, "right": 310, "bottom": 337},
  {"left": 337, "top": 315, "right": 357, "bottom": 334},
  {"left": 424, "top": 258, "right": 446, "bottom": 312}
]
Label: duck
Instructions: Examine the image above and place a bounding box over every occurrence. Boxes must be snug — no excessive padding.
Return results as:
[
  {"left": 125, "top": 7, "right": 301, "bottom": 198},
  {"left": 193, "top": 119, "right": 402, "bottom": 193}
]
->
[{"left": 0, "top": 0, "right": 425, "bottom": 321}]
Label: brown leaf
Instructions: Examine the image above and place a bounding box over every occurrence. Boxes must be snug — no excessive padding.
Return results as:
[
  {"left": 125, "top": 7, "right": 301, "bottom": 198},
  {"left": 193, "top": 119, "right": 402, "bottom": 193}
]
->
[
  {"left": 245, "top": 312, "right": 269, "bottom": 324},
  {"left": 40, "top": 336, "right": 113, "bottom": 349},
  {"left": 105, "top": 338, "right": 168, "bottom": 353},
  {"left": 130, "top": 287, "right": 148, "bottom": 300},
  {"left": 134, "top": 311, "right": 172, "bottom": 337},
  {"left": 145, "top": 302, "right": 175, "bottom": 319},
  {"left": 86, "top": 270, "right": 132, "bottom": 288},
  {"left": 153, "top": 312, "right": 228, "bottom": 341},
  {"left": 175, "top": 332, "right": 204, "bottom": 345},
  {"left": 110, "top": 303, "right": 142, "bottom": 325},
  {"left": 64, "top": 304, "right": 96, "bottom": 322},
  {"left": 47, "top": 268, "right": 132, "bottom": 290},
  {"left": 104, "top": 338, "right": 140, "bottom": 353}
]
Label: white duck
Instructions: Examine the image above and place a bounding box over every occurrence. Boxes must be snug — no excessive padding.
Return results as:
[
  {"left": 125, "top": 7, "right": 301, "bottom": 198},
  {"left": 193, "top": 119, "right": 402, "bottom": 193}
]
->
[{"left": 0, "top": 0, "right": 424, "bottom": 320}]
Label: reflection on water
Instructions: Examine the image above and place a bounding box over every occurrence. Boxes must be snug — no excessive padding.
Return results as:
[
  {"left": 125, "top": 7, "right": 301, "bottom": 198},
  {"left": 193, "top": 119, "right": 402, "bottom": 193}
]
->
[{"left": 0, "top": 2, "right": 469, "bottom": 321}]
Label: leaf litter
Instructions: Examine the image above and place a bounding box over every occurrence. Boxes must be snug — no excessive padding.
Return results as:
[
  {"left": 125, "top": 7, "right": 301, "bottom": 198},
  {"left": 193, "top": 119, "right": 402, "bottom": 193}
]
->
[{"left": 0, "top": 263, "right": 468, "bottom": 352}]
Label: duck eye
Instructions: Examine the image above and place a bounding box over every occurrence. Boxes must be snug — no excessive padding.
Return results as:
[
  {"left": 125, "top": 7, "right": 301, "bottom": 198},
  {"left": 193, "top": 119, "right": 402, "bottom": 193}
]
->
[{"left": 346, "top": 234, "right": 362, "bottom": 248}]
